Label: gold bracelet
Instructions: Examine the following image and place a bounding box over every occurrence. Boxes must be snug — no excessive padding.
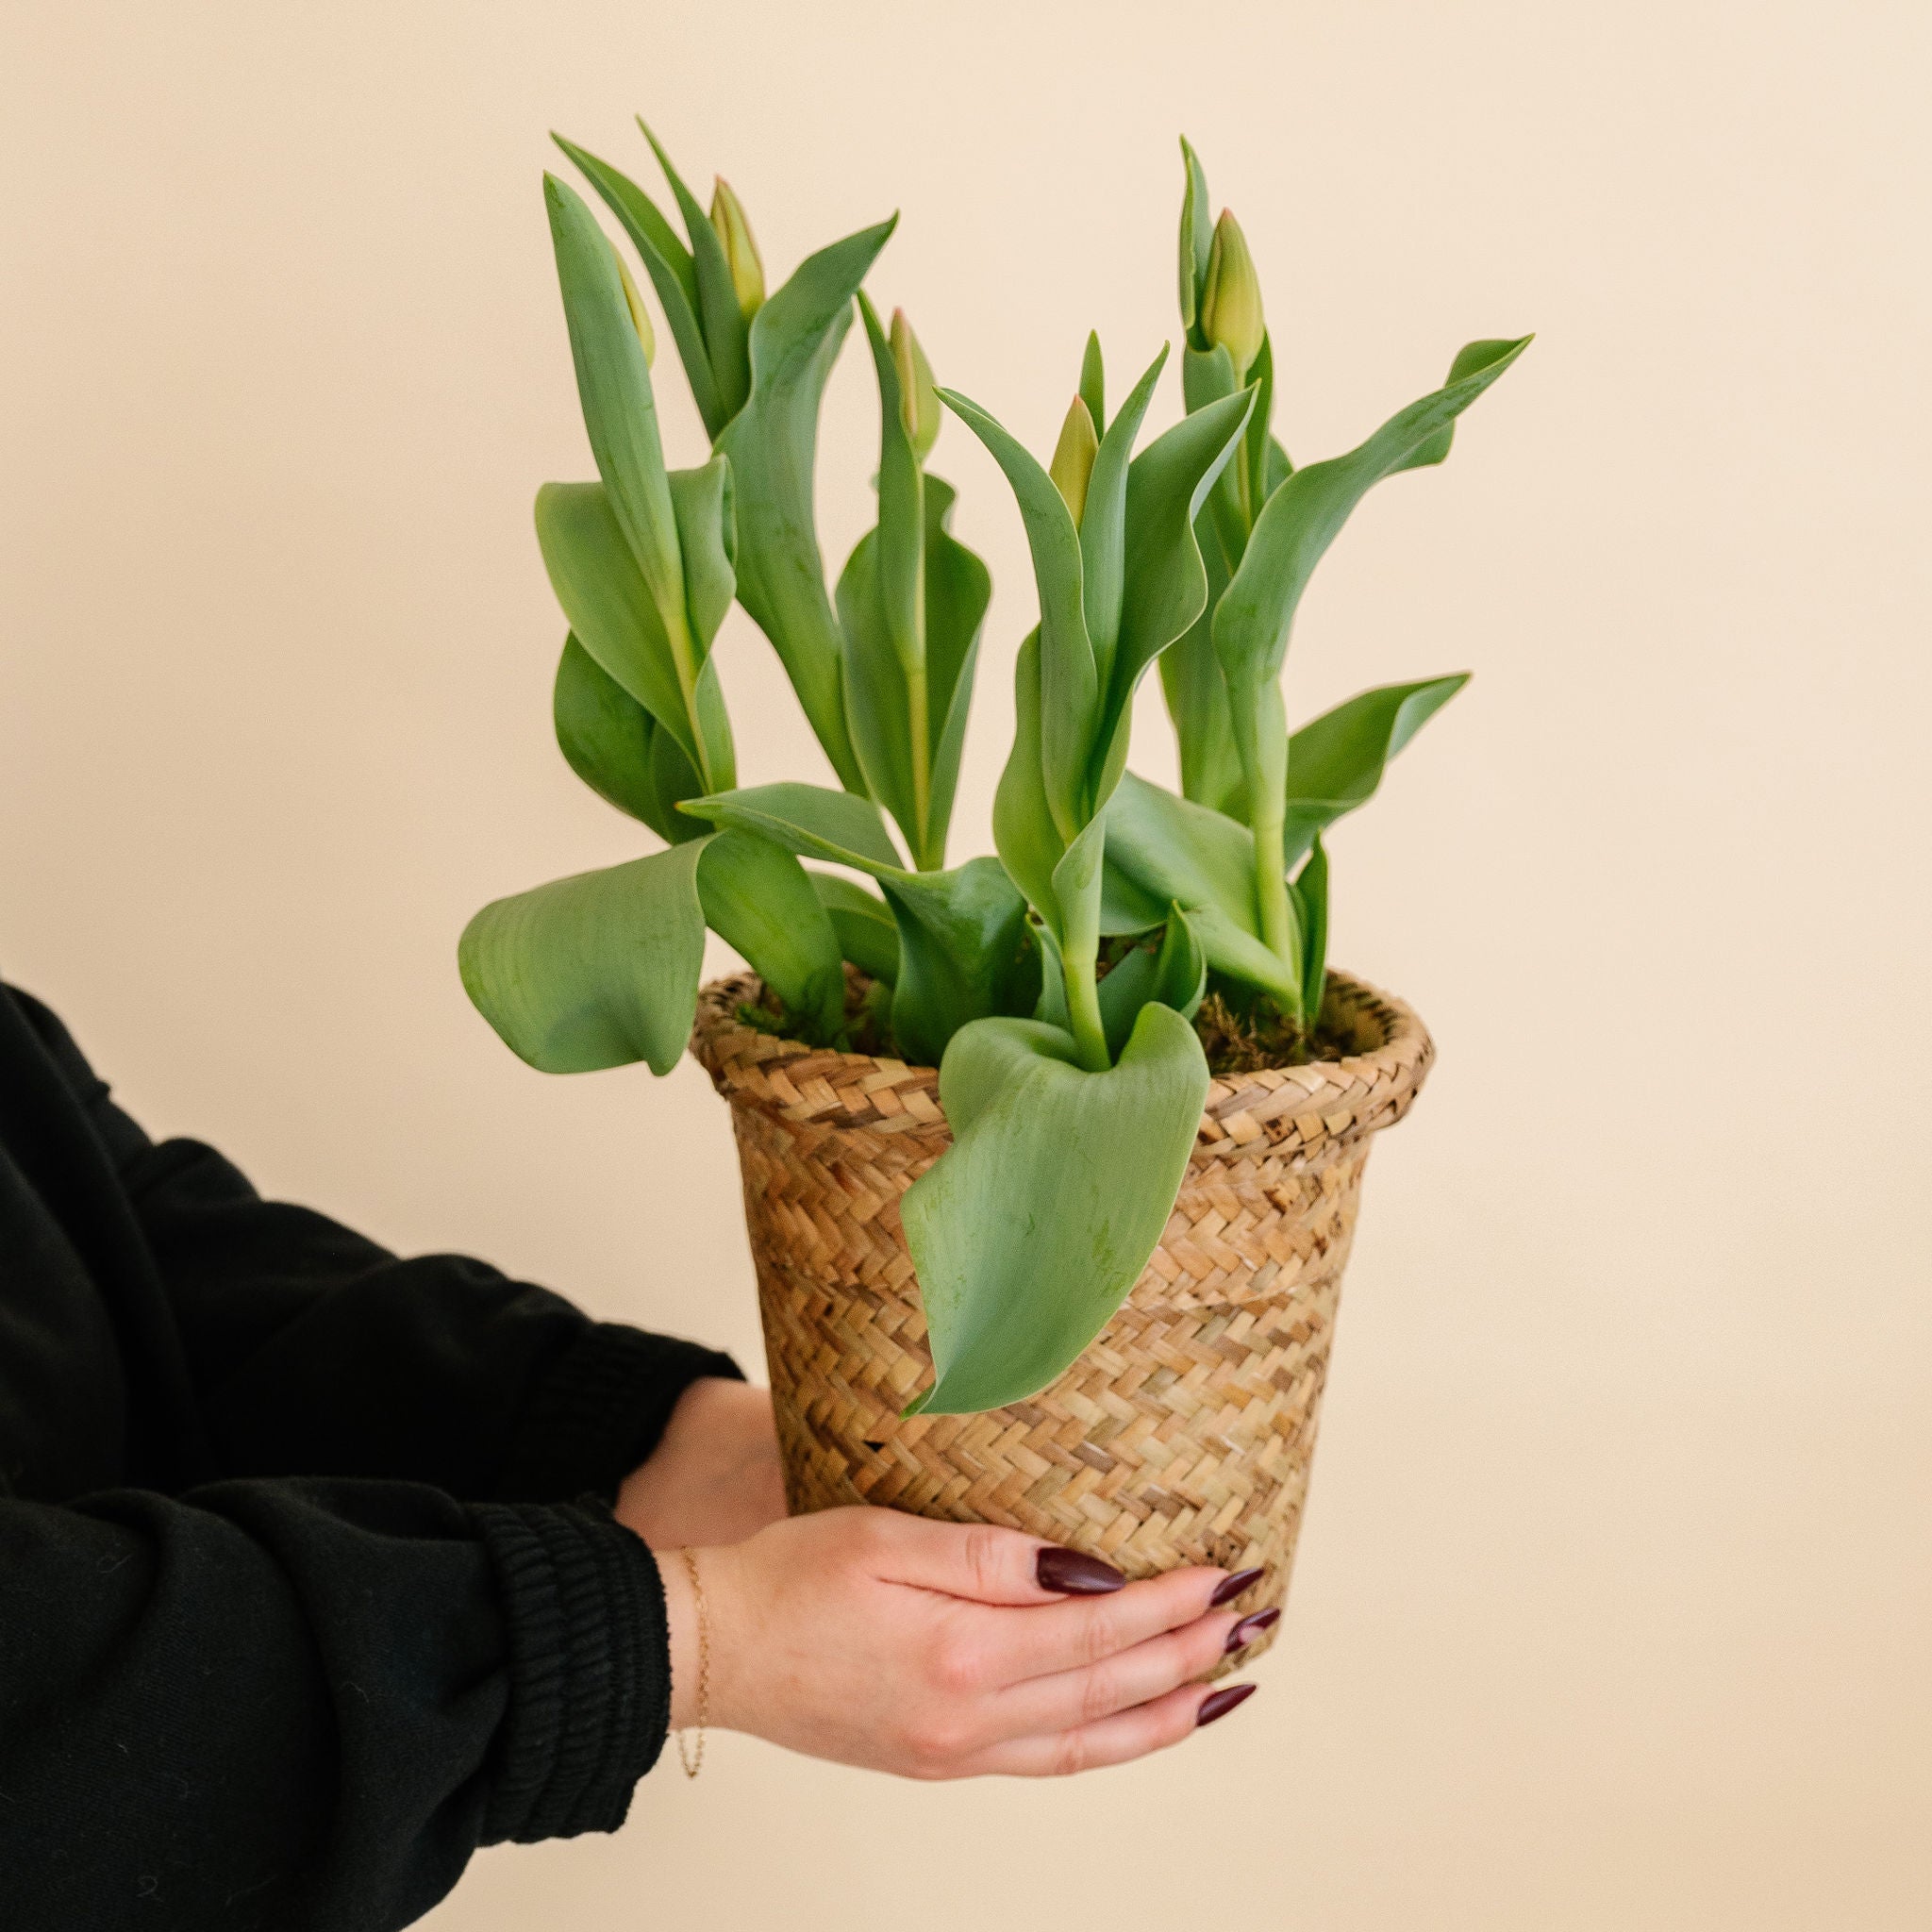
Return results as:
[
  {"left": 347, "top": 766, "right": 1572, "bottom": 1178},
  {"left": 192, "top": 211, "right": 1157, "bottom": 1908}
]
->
[{"left": 675, "top": 1547, "right": 709, "bottom": 1779}]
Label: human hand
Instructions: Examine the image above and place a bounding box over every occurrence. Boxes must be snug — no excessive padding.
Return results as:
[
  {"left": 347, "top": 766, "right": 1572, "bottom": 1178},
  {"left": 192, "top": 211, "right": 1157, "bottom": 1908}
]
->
[
  {"left": 658, "top": 1507, "right": 1269, "bottom": 1778},
  {"left": 614, "top": 1377, "right": 788, "bottom": 1550}
]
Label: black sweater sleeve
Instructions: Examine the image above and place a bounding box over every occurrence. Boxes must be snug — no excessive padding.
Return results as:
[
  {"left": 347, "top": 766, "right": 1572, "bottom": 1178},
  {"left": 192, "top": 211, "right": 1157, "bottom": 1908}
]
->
[
  {"left": 11, "top": 989, "right": 741, "bottom": 1503},
  {"left": 0, "top": 1477, "right": 674, "bottom": 1930}
]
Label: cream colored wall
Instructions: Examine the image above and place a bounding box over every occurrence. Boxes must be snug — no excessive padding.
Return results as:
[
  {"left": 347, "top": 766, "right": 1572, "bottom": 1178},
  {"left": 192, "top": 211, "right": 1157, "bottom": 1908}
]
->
[{"left": 3, "top": 2, "right": 1927, "bottom": 1926}]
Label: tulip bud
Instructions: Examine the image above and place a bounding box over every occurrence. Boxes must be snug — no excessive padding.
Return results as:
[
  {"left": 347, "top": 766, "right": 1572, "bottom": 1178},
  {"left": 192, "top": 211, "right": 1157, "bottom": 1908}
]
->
[
  {"left": 1048, "top": 395, "right": 1099, "bottom": 526},
  {"left": 708, "top": 177, "right": 765, "bottom": 320},
  {"left": 890, "top": 308, "right": 941, "bottom": 460},
  {"left": 610, "top": 242, "right": 657, "bottom": 366},
  {"left": 1199, "top": 208, "right": 1265, "bottom": 377}
]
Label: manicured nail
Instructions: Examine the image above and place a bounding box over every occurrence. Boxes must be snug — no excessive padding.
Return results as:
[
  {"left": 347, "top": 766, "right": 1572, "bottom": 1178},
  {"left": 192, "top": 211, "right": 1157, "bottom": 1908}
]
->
[
  {"left": 1036, "top": 1547, "right": 1126, "bottom": 1595},
  {"left": 1195, "top": 1683, "right": 1258, "bottom": 1728},
  {"left": 1208, "top": 1566, "right": 1265, "bottom": 1607},
  {"left": 1224, "top": 1607, "right": 1280, "bottom": 1653}
]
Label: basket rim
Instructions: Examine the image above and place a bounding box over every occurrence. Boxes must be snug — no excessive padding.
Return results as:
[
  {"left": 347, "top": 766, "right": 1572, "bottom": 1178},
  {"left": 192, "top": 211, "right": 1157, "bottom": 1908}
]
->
[{"left": 690, "top": 965, "right": 1435, "bottom": 1157}]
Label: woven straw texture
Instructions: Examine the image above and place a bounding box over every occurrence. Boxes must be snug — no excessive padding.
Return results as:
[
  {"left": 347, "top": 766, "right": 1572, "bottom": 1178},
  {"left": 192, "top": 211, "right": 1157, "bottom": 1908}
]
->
[{"left": 691, "top": 969, "right": 1434, "bottom": 1667}]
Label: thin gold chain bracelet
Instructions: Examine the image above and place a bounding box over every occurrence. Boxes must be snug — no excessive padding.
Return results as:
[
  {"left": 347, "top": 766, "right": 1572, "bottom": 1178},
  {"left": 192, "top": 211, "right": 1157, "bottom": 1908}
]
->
[{"left": 675, "top": 1547, "right": 709, "bottom": 1779}]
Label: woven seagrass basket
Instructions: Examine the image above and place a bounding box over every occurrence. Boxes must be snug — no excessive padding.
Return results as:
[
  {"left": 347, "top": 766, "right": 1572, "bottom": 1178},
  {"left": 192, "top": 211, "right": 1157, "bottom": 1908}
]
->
[{"left": 691, "top": 967, "right": 1434, "bottom": 1666}]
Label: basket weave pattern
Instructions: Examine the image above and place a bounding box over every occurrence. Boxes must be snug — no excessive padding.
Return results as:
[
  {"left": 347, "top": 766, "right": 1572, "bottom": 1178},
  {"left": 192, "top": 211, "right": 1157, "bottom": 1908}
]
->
[{"left": 691, "top": 970, "right": 1433, "bottom": 1664}]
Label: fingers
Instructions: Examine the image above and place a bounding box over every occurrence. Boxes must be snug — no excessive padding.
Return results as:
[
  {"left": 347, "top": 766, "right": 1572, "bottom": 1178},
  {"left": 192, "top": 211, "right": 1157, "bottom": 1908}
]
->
[
  {"left": 963, "top": 1680, "right": 1257, "bottom": 1778},
  {"left": 974, "top": 1561, "right": 1240, "bottom": 1687},
  {"left": 989, "top": 1595, "right": 1239, "bottom": 1738},
  {"left": 841, "top": 1507, "right": 1163, "bottom": 1607}
]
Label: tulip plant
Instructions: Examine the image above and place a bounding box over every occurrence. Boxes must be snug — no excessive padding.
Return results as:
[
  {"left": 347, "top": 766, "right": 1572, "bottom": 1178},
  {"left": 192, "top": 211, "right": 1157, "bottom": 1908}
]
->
[{"left": 461, "top": 121, "right": 1527, "bottom": 1415}]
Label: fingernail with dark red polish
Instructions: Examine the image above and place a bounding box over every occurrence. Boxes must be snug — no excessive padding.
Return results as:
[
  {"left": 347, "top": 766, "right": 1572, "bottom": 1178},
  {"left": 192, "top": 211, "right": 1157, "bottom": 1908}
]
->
[
  {"left": 1196, "top": 1683, "right": 1258, "bottom": 1728},
  {"left": 1036, "top": 1547, "right": 1126, "bottom": 1595},
  {"left": 1208, "top": 1566, "right": 1265, "bottom": 1607},
  {"left": 1224, "top": 1607, "right": 1280, "bottom": 1653}
]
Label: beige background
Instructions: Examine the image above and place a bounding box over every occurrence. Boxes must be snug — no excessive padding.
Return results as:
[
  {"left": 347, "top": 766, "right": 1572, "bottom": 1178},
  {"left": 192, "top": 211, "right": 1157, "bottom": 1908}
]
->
[{"left": 4, "top": 2, "right": 1928, "bottom": 1926}]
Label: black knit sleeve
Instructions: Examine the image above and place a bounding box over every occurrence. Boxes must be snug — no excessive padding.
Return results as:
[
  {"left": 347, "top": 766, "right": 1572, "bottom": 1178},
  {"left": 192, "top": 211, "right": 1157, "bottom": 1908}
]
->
[
  {"left": 9, "top": 989, "right": 740, "bottom": 1502},
  {"left": 0, "top": 1481, "right": 674, "bottom": 1932}
]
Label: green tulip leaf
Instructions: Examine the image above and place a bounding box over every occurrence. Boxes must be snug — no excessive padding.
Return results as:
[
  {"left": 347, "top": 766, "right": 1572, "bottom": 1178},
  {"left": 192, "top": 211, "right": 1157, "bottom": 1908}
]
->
[
  {"left": 534, "top": 479, "right": 735, "bottom": 791},
  {"left": 1288, "top": 834, "right": 1329, "bottom": 1031},
  {"left": 635, "top": 117, "right": 751, "bottom": 422},
  {"left": 679, "top": 781, "right": 907, "bottom": 875},
  {"left": 459, "top": 839, "right": 710, "bottom": 1074},
  {"left": 809, "top": 870, "right": 899, "bottom": 986},
  {"left": 1157, "top": 514, "right": 1244, "bottom": 816},
  {"left": 550, "top": 134, "right": 724, "bottom": 438},
  {"left": 1214, "top": 335, "right": 1531, "bottom": 696},
  {"left": 901, "top": 1003, "right": 1209, "bottom": 1414},
  {"left": 1177, "top": 136, "right": 1213, "bottom": 336},
  {"left": 542, "top": 175, "right": 686, "bottom": 633},
  {"left": 938, "top": 385, "right": 1094, "bottom": 840},
  {"left": 1091, "top": 385, "right": 1255, "bottom": 805},
  {"left": 921, "top": 476, "right": 991, "bottom": 867},
  {"left": 694, "top": 829, "right": 845, "bottom": 1043},
  {"left": 1102, "top": 773, "right": 1300, "bottom": 1010},
  {"left": 883, "top": 858, "right": 1038, "bottom": 1068},
  {"left": 1280, "top": 673, "right": 1470, "bottom": 869},
  {"left": 1079, "top": 344, "right": 1166, "bottom": 679},
  {"left": 1079, "top": 329, "right": 1106, "bottom": 435},
  {"left": 716, "top": 217, "right": 898, "bottom": 792},
  {"left": 1097, "top": 904, "right": 1207, "bottom": 1059},
  {"left": 991, "top": 629, "right": 1067, "bottom": 935},
  {"left": 553, "top": 632, "right": 704, "bottom": 841}
]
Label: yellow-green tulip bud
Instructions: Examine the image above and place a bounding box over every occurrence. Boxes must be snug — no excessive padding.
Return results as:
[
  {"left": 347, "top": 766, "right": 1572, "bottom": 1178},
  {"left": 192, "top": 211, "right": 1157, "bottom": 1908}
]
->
[
  {"left": 610, "top": 242, "right": 656, "bottom": 366},
  {"left": 708, "top": 176, "right": 765, "bottom": 320},
  {"left": 890, "top": 308, "right": 941, "bottom": 460},
  {"left": 1199, "top": 208, "right": 1265, "bottom": 377},
  {"left": 1048, "top": 394, "right": 1099, "bottom": 527}
]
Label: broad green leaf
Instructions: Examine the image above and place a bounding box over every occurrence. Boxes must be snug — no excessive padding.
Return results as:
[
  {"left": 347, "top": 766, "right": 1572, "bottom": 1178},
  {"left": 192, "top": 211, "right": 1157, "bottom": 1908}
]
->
[
  {"left": 636, "top": 118, "right": 751, "bottom": 421},
  {"left": 939, "top": 386, "right": 1095, "bottom": 840},
  {"left": 882, "top": 858, "right": 1038, "bottom": 1068},
  {"left": 543, "top": 175, "right": 685, "bottom": 635},
  {"left": 679, "top": 781, "right": 907, "bottom": 874},
  {"left": 1288, "top": 833, "right": 1329, "bottom": 1031},
  {"left": 900, "top": 1003, "right": 1209, "bottom": 1414},
  {"left": 1079, "top": 345, "right": 1167, "bottom": 679},
  {"left": 535, "top": 481, "right": 699, "bottom": 774},
  {"left": 551, "top": 134, "right": 724, "bottom": 437},
  {"left": 1214, "top": 335, "right": 1532, "bottom": 695},
  {"left": 459, "top": 839, "right": 710, "bottom": 1074},
  {"left": 1097, "top": 904, "right": 1207, "bottom": 1058},
  {"left": 534, "top": 480, "right": 734, "bottom": 790},
  {"left": 717, "top": 217, "right": 898, "bottom": 792},
  {"left": 553, "top": 632, "right": 704, "bottom": 841},
  {"left": 1102, "top": 773, "right": 1301, "bottom": 1010},
  {"left": 1280, "top": 673, "right": 1470, "bottom": 869},
  {"left": 1079, "top": 329, "right": 1106, "bottom": 434},
  {"left": 695, "top": 829, "right": 844, "bottom": 1043},
  {"left": 809, "top": 870, "right": 899, "bottom": 985}
]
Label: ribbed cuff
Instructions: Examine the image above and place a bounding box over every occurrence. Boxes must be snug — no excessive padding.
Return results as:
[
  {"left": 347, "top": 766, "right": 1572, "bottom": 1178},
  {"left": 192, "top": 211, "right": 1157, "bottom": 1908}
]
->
[
  {"left": 495, "top": 1322, "right": 742, "bottom": 1506},
  {"left": 473, "top": 1501, "right": 672, "bottom": 1842}
]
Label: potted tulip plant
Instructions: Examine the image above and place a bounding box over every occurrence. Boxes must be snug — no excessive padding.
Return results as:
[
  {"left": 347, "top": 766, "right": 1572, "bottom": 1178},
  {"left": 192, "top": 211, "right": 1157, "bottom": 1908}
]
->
[{"left": 461, "top": 120, "right": 1528, "bottom": 1651}]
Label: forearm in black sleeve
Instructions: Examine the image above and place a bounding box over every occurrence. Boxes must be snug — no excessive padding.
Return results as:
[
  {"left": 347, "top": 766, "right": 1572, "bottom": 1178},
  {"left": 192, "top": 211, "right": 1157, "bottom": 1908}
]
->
[
  {"left": 0, "top": 1481, "right": 673, "bottom": 1932},
  {"left": 12, "top": 987, "right": 740, "bottom": 1501},
  {"left": 124, "top": 1134, "right": 740, "bottom": 1502}
]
